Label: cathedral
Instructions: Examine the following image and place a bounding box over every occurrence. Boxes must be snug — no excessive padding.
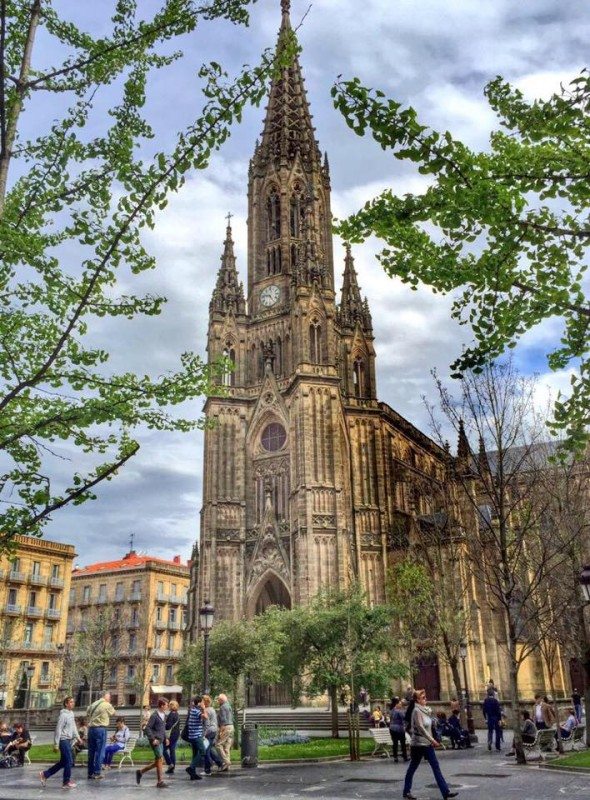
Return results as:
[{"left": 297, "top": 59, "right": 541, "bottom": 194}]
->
[{"left": 188, "top": 1, "right": 574, "bottom": 703}]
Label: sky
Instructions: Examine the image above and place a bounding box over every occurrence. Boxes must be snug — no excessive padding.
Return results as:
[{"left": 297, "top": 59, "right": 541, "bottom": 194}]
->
[{"left": 27, "top": 0, "right": 588, "bottom": 566}]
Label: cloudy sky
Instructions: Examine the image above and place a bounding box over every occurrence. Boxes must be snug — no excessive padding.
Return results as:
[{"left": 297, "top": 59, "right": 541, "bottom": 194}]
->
[{"left": 30, "top": 0, "right": 587, "bottom": 566}]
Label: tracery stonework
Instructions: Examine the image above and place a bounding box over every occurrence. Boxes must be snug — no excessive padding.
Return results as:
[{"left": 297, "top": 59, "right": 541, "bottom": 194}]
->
[{"left": 187, "top": 3, "right": 573, "bottom": 704}]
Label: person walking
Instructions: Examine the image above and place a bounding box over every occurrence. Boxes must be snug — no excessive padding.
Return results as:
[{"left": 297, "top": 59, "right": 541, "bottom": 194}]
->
[
  {"left": 86, "top": 691, "right": 115, "bottom": 781},
  {"left": 39, "top": 697, "right": 81, "bottom": 790},
  {"left": 186, "top": 695, "right": 207, "bottom": 780},
  {"left": 389, "top": 697, "right": 408, "bottom": 763},
  {"left": 215, "top": 693, "right": 234, "bottom": 772},
  {"left": 572, "top": 689, "right": 582, "bottom": 724},
  {"left": 402, "top": 689, "right": 457, "bottom": 800},
  {"left": 136, "top": 698, "right": 169, "bottom": 789},
  {"left": 203, "top": 695, "right": 224, "bottom": 774},
  {"left": 163, "top": 700, "right": 180, "bottom": 775},
  {"left": 482, "top": 688, "right": 502, "bottom": 751}
]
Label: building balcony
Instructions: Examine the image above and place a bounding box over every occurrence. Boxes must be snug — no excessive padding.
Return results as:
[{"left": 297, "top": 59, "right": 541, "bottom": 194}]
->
[
  {"left": 179, "top": 594, "right": 188, "bottom": 606},
  {"left": 6, "top": 641, "right": 58, "bottom": 653},
  {"left": 78, "top": 596, "right": 93, "bottom": 606},
  {"left": 127, "top": 619, "right": 140, "bottom": 629},
  {"left": 29, "top": 573, "right": 48, "bottom": 586},
  {"left": 168, "top": 620, "right": 181, "bottom": 631},
  {"left": 7, "top": 570, "right": 26, "bottom": 583},
  {"left": 49, "top": 577, "right": 64, "bottom": 588},
  {"left": 154, "top": 618, "right": 167, "bottom": 630},
  {"left": 95, "top": 596, "right": 109, "bottom": 604},
  {"left": 124, "top": 677, "right": 137, "bottom": 686},
  {"left": 26, "top": 605, "right": 44, "bottom": 617},
  {"left": 129, "top": 591, "right": 142, "bottom": 602},
  {"left": 4, "top": 603, "right": 22, "bottom": 615},
  {"left": 152, "top": 648, "right": 181, "bottom": 659},
  {"left": 113, "top": 594, "right": 126, "bottom": 603},
  {"left": 46, "top": 608, "right": 61, "bottom": 619},
  {"left": 156, "top": 592, "right": 167, "bottom": 603}
]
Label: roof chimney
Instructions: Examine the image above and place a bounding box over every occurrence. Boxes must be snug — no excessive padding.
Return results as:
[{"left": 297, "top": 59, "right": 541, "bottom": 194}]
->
[{"left": 173, "top": 555, "right": 181, "bottom": 565}]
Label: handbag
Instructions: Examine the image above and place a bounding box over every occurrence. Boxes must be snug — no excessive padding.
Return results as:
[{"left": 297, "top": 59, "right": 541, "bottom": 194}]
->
[{"left": 180, "top": 718, "right": 190, "bottom": 743}]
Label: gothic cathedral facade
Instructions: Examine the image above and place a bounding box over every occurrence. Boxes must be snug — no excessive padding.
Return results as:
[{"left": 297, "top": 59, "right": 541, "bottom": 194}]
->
[{"left": 189, "top": 2, "right": 572, "bottom": 703}]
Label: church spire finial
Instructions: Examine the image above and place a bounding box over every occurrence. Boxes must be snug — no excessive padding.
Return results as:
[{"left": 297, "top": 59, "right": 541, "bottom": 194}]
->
[
  {"left": 338, "top": 244, "right": 372, "bottom": 332},
  {"left": 281, "top": 0, "right": 290, "bottom": 17},
  {"left": 209, "top": 217, "right": 246, "bottom": 316}
]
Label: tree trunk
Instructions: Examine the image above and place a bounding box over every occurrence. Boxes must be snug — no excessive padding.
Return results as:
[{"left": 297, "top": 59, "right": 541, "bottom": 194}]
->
[
  {"left": 448, "top": 658, "right": 466, "bottom": 727},
  {"left": 330, "top": 685, "right": 339, "bottom": 738},
  {"left": 548, "top": 667, "right": 563, "bottom": 754},
  {"left": 507, "top": 658, "right": 525, "bottom": 764}
]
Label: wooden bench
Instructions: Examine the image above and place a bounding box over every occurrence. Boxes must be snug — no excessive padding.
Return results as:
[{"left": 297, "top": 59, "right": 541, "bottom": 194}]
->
[
  {"left": 523, "top": 728, "right": 557, "bottom": 761},
  {"left": 369, "top": 728, "right": 393, "bottom": 757}
]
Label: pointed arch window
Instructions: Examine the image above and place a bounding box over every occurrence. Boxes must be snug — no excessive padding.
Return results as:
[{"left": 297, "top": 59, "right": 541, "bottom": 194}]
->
[
  {"left": 267, "top": 187, "right": 281, "bottom": 241},
  {"left": 309, "top": 319, "right": 322, "bottom": 364},
  {"left": 353, "top": 357, "right": 365, "bottom": 397},
  {"left": 222, "top": 345, "right": 236, "bottom": 387}
]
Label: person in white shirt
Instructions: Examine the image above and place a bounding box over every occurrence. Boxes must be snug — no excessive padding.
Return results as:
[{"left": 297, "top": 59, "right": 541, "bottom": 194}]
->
[{"left": 39, "top": 697, "right": 81, "bottom": 790}]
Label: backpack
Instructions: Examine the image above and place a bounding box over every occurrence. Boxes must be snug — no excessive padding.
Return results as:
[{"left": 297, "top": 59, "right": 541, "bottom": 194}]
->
[{"left": 404, "top": 699, "right": 415, "bottom": 734}]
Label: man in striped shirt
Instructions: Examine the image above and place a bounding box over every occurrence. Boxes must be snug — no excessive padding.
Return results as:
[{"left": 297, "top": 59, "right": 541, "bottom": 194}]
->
[{"left": 185, "top": 696, "right": 208, "bottom": 781}]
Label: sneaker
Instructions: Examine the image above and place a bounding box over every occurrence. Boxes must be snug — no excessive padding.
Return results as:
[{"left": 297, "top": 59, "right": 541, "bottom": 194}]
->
[
  {"left": 204, "top": 770, "right": 212, "bottom": 775},
  {"left": 185, "top": 766, "right": 194, "bottom": 777},
  {"left": 165, "top": 767, "right": 174, "bottom": 775},
  {"left": 403, "top": 794, "right": 417, "bottom": 800},
  {"left": 136, "top": 770, "right": 142, "bottom": 785},
  {"left": 93, "top": 774, "right": 103, "bottom": 780},
  {"left": 63, "top": 782, "right": 77, "bottom": 789},
  {"left": 156, "top": 782, "right": 169, "bottom": 789},
  {"left": 488, "top": 743, "right": 491, "bottom": 750},
  {"left": 217, "top": 763, "right": 229, "bottom": 772},
  {"left": 445, "top": 794, "right": 459, "bottom": 799},
  {"left": 39, "top": 771, "right": 47, "bottom": 787}
]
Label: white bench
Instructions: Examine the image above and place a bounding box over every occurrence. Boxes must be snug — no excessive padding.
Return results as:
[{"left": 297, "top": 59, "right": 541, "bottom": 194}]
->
[
  {"left": 523, "top": 728, "right": 557, "bottom": 761},
  {"left": 563, "top": 725, "right": 586, "bottom": 752},
  {"left": 369, "top": 728, "right": 393, "bottom": 757},
  {"left": 116, "top": 736, "right": 138, "bottom": 769}
]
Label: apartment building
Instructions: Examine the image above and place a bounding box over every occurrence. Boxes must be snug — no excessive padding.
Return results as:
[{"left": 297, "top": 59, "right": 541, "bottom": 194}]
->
[
  {"left": 0, "top": 535, "right": 76, "bottom": 709},
  {"left": 67, "top": 550, "right": 190, "bottom": 706}
]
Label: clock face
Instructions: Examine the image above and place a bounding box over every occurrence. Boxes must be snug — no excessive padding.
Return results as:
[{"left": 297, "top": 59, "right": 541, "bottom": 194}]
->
[{"left": 260, "top": 284, "right": 280, "bottom": 308}]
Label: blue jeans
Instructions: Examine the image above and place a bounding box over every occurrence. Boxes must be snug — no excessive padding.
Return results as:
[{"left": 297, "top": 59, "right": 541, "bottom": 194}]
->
[
  {"left": 189, "top": 737, "right": 206, "bottom": 771},
  {"left": 205, "top": 731, "right": 223, "bottom": 772},
  {"left": 102, "top": 742, "right": 124, "bottom": 765},
  {"left": 487, "top": 719, "right": 502, "bottom": 750},
  {"left": 574, "top": 704, "right": 582, "bottom": 723},
  {"left": 403, "top": 745, "right": 450, "bottom": 799},
  {"left": 87, "top": 726, "right": 107, "bottom": 778},
  {"left": 44, "top": 740, "right": 74, "bottom": 786},
  {"left": 164, "top": 737, "right": 178, "bottom": 768}
]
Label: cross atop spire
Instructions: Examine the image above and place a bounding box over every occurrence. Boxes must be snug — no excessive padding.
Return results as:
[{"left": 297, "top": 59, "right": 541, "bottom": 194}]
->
[
  {"left": 210, "top": 219, "right": 246, "bottom": 316},
  {"left": 280, "top": 0, "right": 291, "bottom": 17}
]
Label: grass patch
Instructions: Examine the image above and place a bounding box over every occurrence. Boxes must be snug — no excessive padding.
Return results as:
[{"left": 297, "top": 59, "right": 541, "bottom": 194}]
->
[
  {"left": 548, "top": 750, "right": 590, "bottom": 769},
  {"left": 28, "top": 737, "right": 375, "bottom": 764}
]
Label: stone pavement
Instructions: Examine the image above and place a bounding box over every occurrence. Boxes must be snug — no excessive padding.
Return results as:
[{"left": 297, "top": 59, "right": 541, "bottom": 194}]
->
[{"left": 1, "top": 748, "right": 589, "bottom": 800}]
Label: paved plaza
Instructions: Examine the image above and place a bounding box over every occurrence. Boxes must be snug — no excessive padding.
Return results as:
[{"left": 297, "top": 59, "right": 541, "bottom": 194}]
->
[{"left": 1, "top": 749, "right": 589, "bottom": 800}]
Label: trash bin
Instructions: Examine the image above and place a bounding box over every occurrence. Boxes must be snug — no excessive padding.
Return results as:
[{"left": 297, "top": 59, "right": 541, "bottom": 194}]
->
[{"left": 241, "top": 722, "right": 258, "bottom": 768}]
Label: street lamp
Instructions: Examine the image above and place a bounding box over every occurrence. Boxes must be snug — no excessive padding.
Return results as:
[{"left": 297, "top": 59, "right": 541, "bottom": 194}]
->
[
  {"left": 24, "top": 665, "right": 35, "bottom": 730},
  {"left": 199, "top": 600, "right": 214, "bottom": 695},
  {"left": 578, "top": 567, "right": 590, "bottom": 746},
  {"left": 459, "top": 641, "right": 475, "bottom": 735}
]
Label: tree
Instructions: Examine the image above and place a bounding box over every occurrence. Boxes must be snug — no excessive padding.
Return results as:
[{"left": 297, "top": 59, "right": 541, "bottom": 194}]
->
[
  {"left": 427, "top": 359, "right": 581, "bottom": 763},
  {"left": 176, "top": 617, "right": 282, "bottom": 709},
  {"left": 331, "top": 72, "right": 590, "bottom": 454},
  {"left": 0, "top": 1, "right": 297, "bottom": 551},
  {"left": 297, "top": 586, "right": 405, "bottom": 738},
  {"left": 67, "top": 605, "right": 125, "bottom": 702}
]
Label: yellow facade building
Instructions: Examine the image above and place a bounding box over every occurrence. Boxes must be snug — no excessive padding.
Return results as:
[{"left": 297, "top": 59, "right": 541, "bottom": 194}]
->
[
  {"left": 0, "top": 535, "right": 76, "bottom": 709},
  {"left": 67, "top": 550, "right": 190, "bottom": 707}
]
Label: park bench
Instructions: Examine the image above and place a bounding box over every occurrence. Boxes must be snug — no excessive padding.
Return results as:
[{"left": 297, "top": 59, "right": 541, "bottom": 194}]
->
[
  {"left": 115, "top": 736, "right": 138, "bottom": 768},
  {"left": 369, "top": 728, "right": 393, "bottom": 757},
  {"left": 522, "top": 728, "right": 556, "bottom": 761},
  {"left": 567, "top": 725, "right": 586, "bottom": 751}
]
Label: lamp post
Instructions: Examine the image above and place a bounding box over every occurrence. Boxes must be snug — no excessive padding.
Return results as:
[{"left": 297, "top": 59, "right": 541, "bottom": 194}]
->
[
  {"left": 579, "top": 566, "right": 590, "bottom": 746},
  {"left": 24, "top": 664, "right": 35, "bottom": 730},
  {"left": 199, "top": 600, "right": 214, "bottom": 695},
  {"left": 459, "top": 641, "right": 475, "bottom": 735}
]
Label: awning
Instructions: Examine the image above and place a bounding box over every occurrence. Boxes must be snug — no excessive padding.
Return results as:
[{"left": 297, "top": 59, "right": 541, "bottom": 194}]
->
[{"left": 150, "top": 685, "right": 183, "bottom": 693}]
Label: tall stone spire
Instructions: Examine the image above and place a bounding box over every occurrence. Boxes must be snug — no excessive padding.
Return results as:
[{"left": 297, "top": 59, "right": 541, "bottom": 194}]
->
[
  {"left": 456, "top": 418, "right": 471, "bottom": 472},
  {"left": 254, "top": 1, "right": 322, "bottom": 170},
  {"left": 210, "top": 216, "right": 246, "bottom": 315},
  {"left": 338, "top": 244, "right": 372, "bottom": 332}
]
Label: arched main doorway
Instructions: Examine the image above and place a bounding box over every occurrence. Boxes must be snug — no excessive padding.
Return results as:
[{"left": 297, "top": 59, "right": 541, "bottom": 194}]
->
[{"left": 249, "top": 571, "right": 292, "bottom": 706}]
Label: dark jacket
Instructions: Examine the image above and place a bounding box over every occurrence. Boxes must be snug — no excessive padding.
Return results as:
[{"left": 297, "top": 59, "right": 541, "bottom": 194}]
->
[
  {"left": 482, "top": 696, "right": 502, "bottom": 722},
  {"left": 165, "top": 710, "right": 180, "bottom": 744},
  {"left": 144, "top": 710, "right": 166, "bottom": 744}
]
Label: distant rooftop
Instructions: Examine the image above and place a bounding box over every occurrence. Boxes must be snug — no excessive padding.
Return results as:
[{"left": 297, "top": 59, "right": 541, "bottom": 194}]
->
[{"left": 72, "top": 550, "right": 188, "bottom": 576}]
